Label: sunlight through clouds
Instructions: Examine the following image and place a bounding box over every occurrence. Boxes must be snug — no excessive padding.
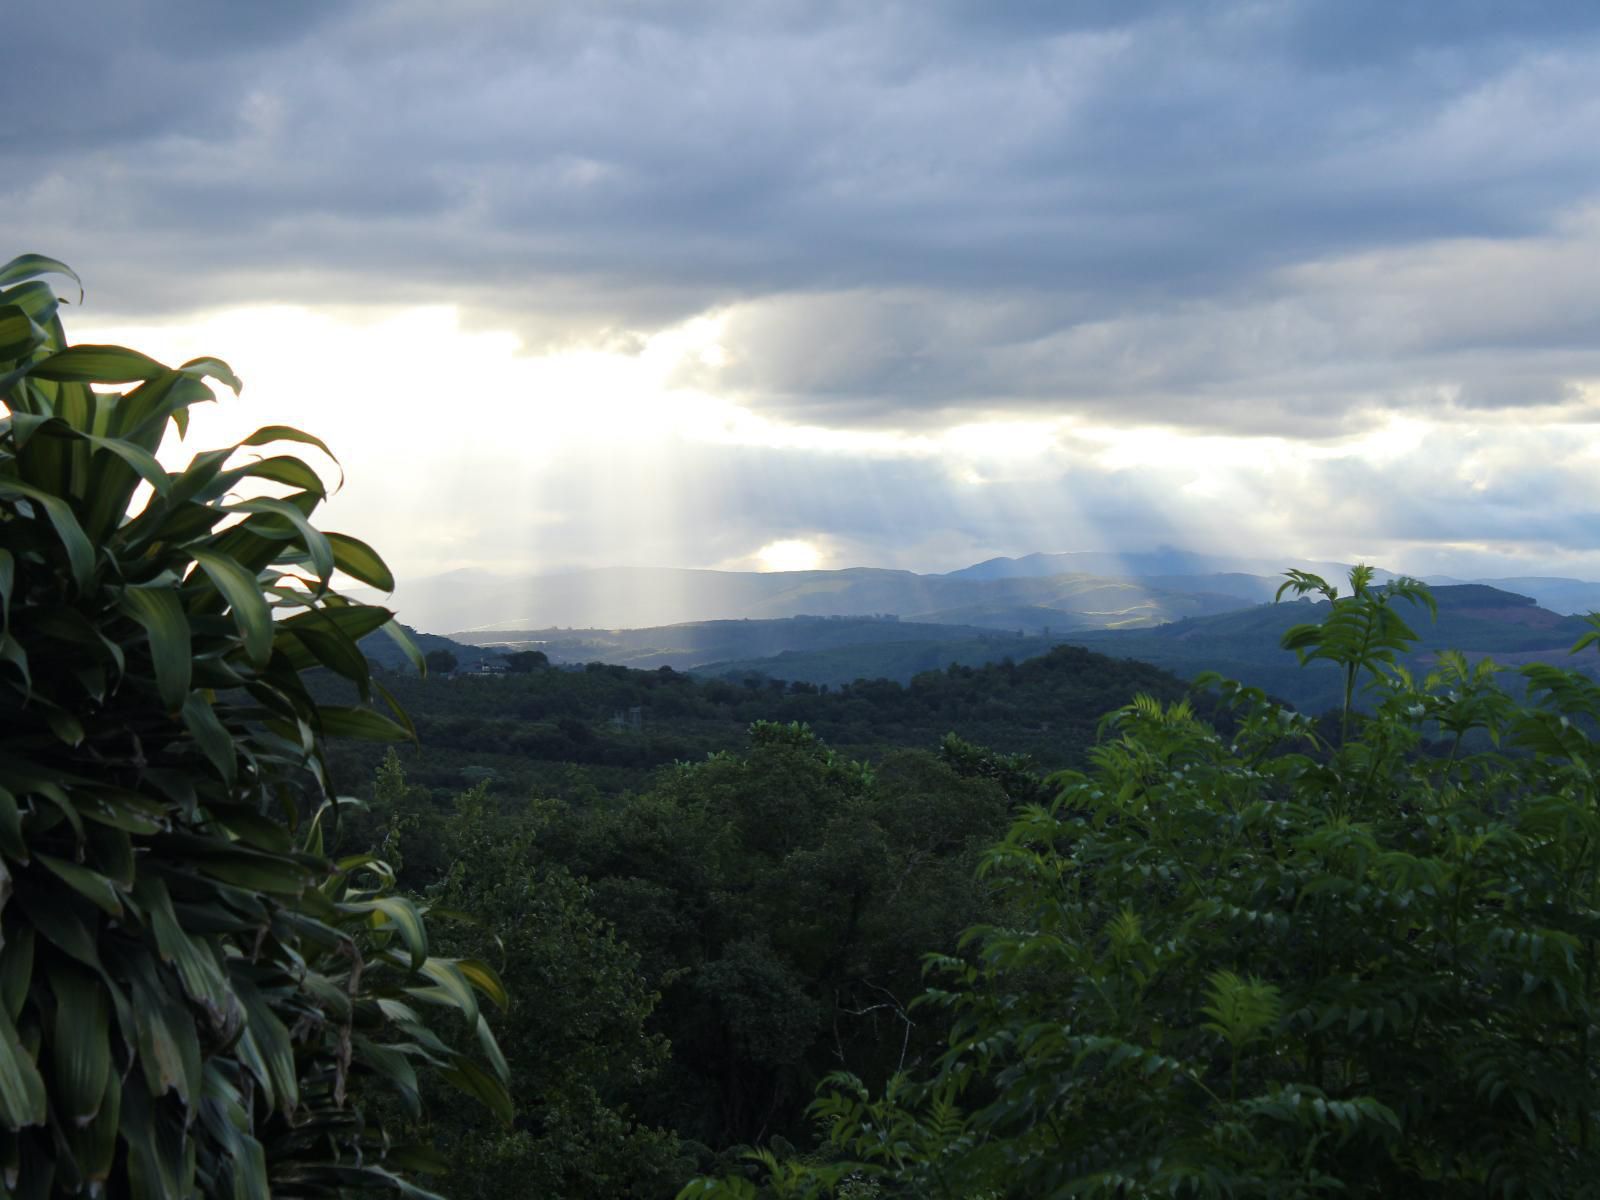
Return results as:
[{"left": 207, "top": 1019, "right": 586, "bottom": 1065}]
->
[{"left": 755, "top": 539, "right": 825, "bottom": 572}]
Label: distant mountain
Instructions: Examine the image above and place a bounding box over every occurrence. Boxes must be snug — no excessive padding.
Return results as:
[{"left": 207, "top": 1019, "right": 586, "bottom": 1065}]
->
[
  {"left": 379, "top": 552, "right": 1600, "bottom": 643},
  {"left": 946, "top": 550, "right": 1380, "bottom": 583},
  {"left": 453, "top": 615, "right": 1031, "bottom": 672},
  {"left": 693, "top": 635, "right": 1056, "bottom": 689},
  {"left": 1461, "top": 577, "right": 1600, "bottom": 616},
  {"left": 687, "top": 585, "right": 1600, "bottom": 715},
  {"left": 390, "top": 565, "right": 1256, "bottom": 635},
  {"left": 1063, "top": 583, "right": 1595, "bottom": 714}
]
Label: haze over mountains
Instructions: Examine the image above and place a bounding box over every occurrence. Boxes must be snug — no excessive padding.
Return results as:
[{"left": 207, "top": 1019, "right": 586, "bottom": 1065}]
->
[
  {"left": 385, "top": 550, "right": 1600, "bottom": 637},
  {"left": 395, "top": 549, "right": 1600, "bottom": 717}
]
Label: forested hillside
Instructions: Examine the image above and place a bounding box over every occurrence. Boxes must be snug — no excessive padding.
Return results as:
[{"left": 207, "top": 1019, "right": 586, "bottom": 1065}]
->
[
  {"left": 330, "top": 641, "right": 1192, "bottom": 803},
  {"left": 694, "top": 584, "right": 1599, "bottom": 716}
]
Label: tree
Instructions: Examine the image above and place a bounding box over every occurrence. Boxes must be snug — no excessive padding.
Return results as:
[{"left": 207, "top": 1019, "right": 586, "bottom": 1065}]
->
[
  {"left": 416, "top": 776, "right": 687, "bottom": 1197},
  {"left": 560, "top": 723, "right": 1010, "bottom": 1156},
  {"left": 0, "top": 254, "right": 508, "bottom": 1197},
  {"left": 505, "top": 650, "right": 549, "bottom": 673},
  {"left": 686, "top": 570, "right": 1600, "bottom": 1197},
  {"left": 425, "top": 648, "right": 459, "bottom": 675}
]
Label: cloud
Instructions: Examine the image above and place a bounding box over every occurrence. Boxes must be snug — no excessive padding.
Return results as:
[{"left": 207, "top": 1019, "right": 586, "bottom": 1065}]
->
[{"left": 12, "top": 2, "right": 1600, "bottom": 582}]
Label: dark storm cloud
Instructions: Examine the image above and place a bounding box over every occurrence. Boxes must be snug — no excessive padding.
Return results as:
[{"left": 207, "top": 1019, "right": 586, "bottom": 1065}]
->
[{"left": 9, "top": 1, "right": 1600, "bottom": 431}]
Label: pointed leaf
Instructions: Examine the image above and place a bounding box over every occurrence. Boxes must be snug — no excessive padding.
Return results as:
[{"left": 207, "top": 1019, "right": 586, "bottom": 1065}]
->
[
  {"left": 36, "top": 855, "right": 123, "bottom": 919},
  {"left": 49, "top": 965, "right": 111, "bottom": 1124},
  {"left": 326, "top": 532, "right": 395, "bottom": 592},
  {"left": 0, "top": 999, "right": 46, "bottom": 1130},
  {"left": 228, "top": 497, "right": 333, "bottom": 586},
  {"left": 0, "top": 254, "right": 82, "bottom": 297},
  {"left": 25, "top": 344, "right": 168, "bottom": 383},
  {"left": 0, "top": 480, "right": 94, "bottom": 590},
  {"left": 181, "top": 693, "right": 236, "bottom": 787},
  {"left": 119, "top": 586, "right": 192, "bottom": 712},
  {"left": 188, "top": 548, "right": 272, "bottom": 666},
  {"left": 0, "top": 306, "right": 46, "bottom": 361},
  {"left": 318, "top": 706, "right": 412, "bottom": 742},
  {"left": 349, "top": 896, "right": 428, "bottom": 971}
]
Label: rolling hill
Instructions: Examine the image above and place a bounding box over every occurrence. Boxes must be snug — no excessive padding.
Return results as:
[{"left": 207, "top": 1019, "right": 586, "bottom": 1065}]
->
[
  {"left": 691, "top": 585, "right": 1600, "bottom": 715},
  {"left": 386, "top": 565, "right": 1258, "bottom": 634}
]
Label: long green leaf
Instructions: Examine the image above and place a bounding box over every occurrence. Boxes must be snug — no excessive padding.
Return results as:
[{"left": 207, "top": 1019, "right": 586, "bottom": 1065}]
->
[
  {"left": 232, "top": 454, "right": 327, "bottom": 496},
  {"left": 352, "top": 1037, "right": 420, "bottom": 1115},
  {"left": 228, "top": 497, "right": 333, "bottom": 586},
  {"left": 474, "top": 1012, "right": 510, "bottom": 1083},
  {"left": 0, "top": 281, "right": 63, "bottom": 326},
  {"left": 36, "top": 855, "right": 123, "bottom": 919},
  {"left": 437, "top": 1056, "right": 513, "bottom": 1125},
  {"left": 0, "top": 480, "right": 94, "bottom": 589},
  {"left": 25, "top": 344, "right": 168, "bottom": 383},
  {"left": 181, "top": 693, "right": 236, "bottom": 787},
  {"left": 326, "top": 532, "right": 395, "bottom": 592},
  {"left": 177, "top": 355, "right": 242, "bottom": 396},
  {"left": 120, "top": 586, "right": 192, "bottom": 712},
  {"left": 60, "top": 1065, "right": 120, "bottom": 1188},
  {"left": 188, "top": 548, "right": 272, "bottom": 666},
  {"left": 13, "top": 888, "right": 99, "bottom": 969},
  {"left": 378, "top": 619, "right": 426, "bottom": 677},
  {"left": 120, "top": 1074, "right": 194, "bottom": 1199},
  {"left": 83, "top": 434, "right": 171, "bottom": 497},
  {"left": 348, "top": 897, "right": 428, "bottom": 971},
  {"left": 0, "top": 306, "right": 46, "bottom": 361},
  {"left": 318, "top": 706, "right": 413, "bottom": 742},
  {"left": 240, "top": 424, "right": 339, "bottom": 471},
  {"left": 0, "top": 923, "right": 32, "bottom": 1020},
  {"left": 49, "top": 965, "right": 111, "bottom": 1124},
  {"left": 140, "top": 879, "right": 237, "bottom": 1036},
  {"left": 124, "top": 954, "right": 200, "bottom": 1105},
  {"left": 232, "top": 976, "right": 298, "bottom": 1115},
  {"left": 415, "top": 959, "right": 478, "bottom": 1028},
  {"left": 0, "top": 254, "right": 82, "bottom": 298},
  {"left": 454, "top": 958, "right": 511, "bottom": 1012},
  {"left": 0, "top": 998, "right": 46, "bottom": 1130}
]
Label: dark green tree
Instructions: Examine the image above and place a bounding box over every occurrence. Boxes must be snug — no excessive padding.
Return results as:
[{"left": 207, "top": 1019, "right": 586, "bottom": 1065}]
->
[
  {"left": 560, "top": 723, "right": 1010, "bottom": 1156},
  {"left": 504, "top": 650, "right": 549, "bottom": 673},
  {"left": 415, "top": 777, "right": 687, "bottom": 1197},
  {"left": 425, "top": 648, "right": 459, "bottom": 675}
]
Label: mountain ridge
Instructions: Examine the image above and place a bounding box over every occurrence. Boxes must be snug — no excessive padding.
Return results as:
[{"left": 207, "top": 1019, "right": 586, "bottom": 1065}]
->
[{"left": 380, "top": 553, "right": 1600, "bottom": 637}]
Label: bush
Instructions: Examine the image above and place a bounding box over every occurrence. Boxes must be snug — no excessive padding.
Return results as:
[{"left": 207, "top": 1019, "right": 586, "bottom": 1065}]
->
[
  {"left": 685, "top": 569, "right": 1600, "bottom": 1198},
  {"left": 0, "top": 255, "right": 508, "bottom": 1197}
]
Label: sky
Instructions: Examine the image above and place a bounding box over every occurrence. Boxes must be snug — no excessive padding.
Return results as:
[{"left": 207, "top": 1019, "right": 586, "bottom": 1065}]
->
[{"left": 10, "top": 1, "right": 1600, "bottom": 587}]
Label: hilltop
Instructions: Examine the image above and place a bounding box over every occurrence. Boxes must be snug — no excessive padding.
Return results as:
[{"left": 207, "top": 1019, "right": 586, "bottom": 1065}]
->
[{"left": 688, "top": 584, "right": 1599, "bottom": 715}]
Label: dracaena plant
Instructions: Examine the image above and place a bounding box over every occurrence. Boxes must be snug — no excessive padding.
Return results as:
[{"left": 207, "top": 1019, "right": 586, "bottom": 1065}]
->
[{"left": 0, "top": 254, "right": 510, "bottom": 1198}]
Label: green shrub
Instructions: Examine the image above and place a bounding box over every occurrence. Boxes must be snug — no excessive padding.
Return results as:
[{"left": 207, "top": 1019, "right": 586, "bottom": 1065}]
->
[
  {"left": 0, "top": 255, "right": 508, "bottom": 1197},
  {"left": 685, "top": 569, "right": 1600, "bottom": 1198}
]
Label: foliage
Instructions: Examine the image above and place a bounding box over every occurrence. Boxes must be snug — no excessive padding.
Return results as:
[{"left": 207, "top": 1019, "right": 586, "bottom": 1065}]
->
[
  {"left": 1276, "top": 564, "right": 1435, "bottom": 739},
  {"left": 536, "top": 724, "right": 1012, "bottom": 1159},
  {"left": 683, "top": 567, "right": 1600, "bottom": 1198},
  {"left": 0, "top": 255, "right": 508, "bottom": 1197},
  {"left": 368, "top": 756, "right": 686, "bottom": 1197},
  {"left": 423, "top": 649, "right": 458, "bottom": 675},
  {"left": 332, "top": 643, "right": 1191, "bottom": 809}
]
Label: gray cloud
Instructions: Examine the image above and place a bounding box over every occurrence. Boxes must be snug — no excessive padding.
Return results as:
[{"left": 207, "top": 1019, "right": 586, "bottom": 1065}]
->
[{"left": 10, "top": 2, "right": 1600, "bottom": 447}]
